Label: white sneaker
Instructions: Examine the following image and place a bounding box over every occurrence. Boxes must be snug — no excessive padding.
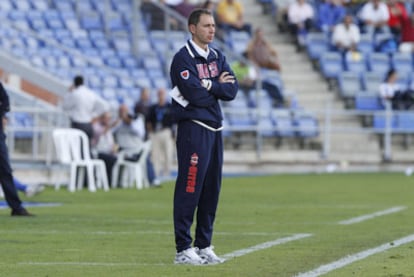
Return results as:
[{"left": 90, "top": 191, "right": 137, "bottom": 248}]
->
[
  {"left": 25, "top": 184, "right": 44, "bottom": 198},
  {"left": 197, "top": 246, "right": 225, "bottom": 264},
  {"left": 174, "top": 247, "right": 206, "bottom": 265}
]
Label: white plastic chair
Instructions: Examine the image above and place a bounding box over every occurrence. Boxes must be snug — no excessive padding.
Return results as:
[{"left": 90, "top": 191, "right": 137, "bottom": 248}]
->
[
  {"left": 111, "top": 140, "right": 152, "bottom": 189},
  {"left": 52, "top": 128, "right": 109, "bottom": 192}
]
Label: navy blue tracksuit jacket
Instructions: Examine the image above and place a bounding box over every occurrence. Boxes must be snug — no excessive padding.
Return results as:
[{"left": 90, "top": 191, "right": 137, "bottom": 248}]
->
[{"left": 170, "top": 40, "right": 238, "bottom": 252}]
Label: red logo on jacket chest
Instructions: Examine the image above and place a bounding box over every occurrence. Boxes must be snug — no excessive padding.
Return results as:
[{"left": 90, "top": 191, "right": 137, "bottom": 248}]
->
[
  {"left": 186, "top": 153, "right": 199, "bottom": 193},
  {"left": 196, "top": 62, "right": 219, "bottom": 79}
]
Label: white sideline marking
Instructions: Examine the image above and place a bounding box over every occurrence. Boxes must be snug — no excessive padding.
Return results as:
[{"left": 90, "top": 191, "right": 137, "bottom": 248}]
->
[
  {"left": 295, "top": 233, "right": 414, "bottom": 277},
  {"left": 338, "top": 206, "right": 407, "bottom": 225},
  {"left": 222, "top": 233, "right": 313, "bottom": 260}
]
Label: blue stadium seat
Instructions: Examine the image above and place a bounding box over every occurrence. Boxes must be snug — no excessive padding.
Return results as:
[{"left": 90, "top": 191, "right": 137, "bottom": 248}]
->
[
  {"left": 0, "top": 0, "right": 13, "bottom": 11},
  {"left": 80, "top": 12, "right": 102, "bottom": 30},
  {"left": 271, "top": 109, "right": 295, "bottom": 138},
  {"left": 344, "top": 52, "right": 366, "bottom": 75},
  {"left": 354, "top": 93, "right": 383, "bottom": 111},
  {"left": 319, "top": 51, "right": 343, "bottom": 80},
  {"left": 142, "top": 56, "right": 163, "bottom": 70},
  {"left": 294, "top": 114, "right": 319, "bottom": 139},
  {"left": 226, "top": 92, "right": 249, "bottom": 109},
  {"left": 12, "top": 112, "right": 34, "bottom": 139},
  {"left": 306, "top": 32, "right": 329, "bottom": 61},
  {"left": 106, "top": 13, "right": 126, "bottom": 31},
  {"left": 257, "top": 115, "right": 276, "bottom": 138},
  {"left": 372, "top": 113, "right": 397, "bottom": 132},
  {"left": 357, "top": 33, "right": 374, "bottom": 55},
  {"left": 13, "top": 0, "right": 32, "bottom": 11},
  {"left": 361, "top": 71, "right": 383, "bottom": 92},
  {"left": 396, "top": 112, "right": 414, "bottom": 132},
  {"left": 337, "top": 71, "right": 362, "bottom": 99},
  {"left": 31, "top": 0, "right": 48, "bottom": 11},
  {"left": 391, "top": 53, "right": 413, "bottom": 76},
  {"left": 136, "top": 78, "right": 153, "bottom": 89},
  {"left": 105, "top": 56, "right": 122, "bottom": 68},
  {"left": 367, "top": 52, "right": 390, "bottom": 78},
  {"left": 121, "top": 56, "right": 138, "bottom": 69},
  {"left": 227, "top": 111, "right": 255, "bottom": 129}
]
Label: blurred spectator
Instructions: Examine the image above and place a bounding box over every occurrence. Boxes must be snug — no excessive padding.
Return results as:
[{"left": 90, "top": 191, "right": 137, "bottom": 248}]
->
[
  {"left": 331, "top": 14, "right": 361, "bottom": 53},
  {"left": 275, "top": 0, "right": 295, "bottom": 32},
  {"left": 200, "top": 0, "right": 217, "bottom": 10},
  {"left": 134, "top": 87, "right": 153, "bottom": 119},
  {"left": 342, "top": 0, "right": 367, "bottom": 15},
  {"left": 114, "top": 104, "right": 159, "bottom": 186},
  {"left": 231, "top": 52, "right": 285, "bottom": 107},
  {"left": 141, "top": 0, "right": 178, "bottom": 30},
  {"left": 358, "top": 0, "right": 390, "bottom": 36},
  {"left": 317, "top": 0, "right": 346, "bottom": 34},
  {"left": 215, "top": 0, "right": 252, "bottom": 34},
  {"left": 387, "top": 0, "right": 408, "bottom": 38},
  {"left": 246, "top": 28, "right": 281, "bottom": 71},
  {"left": 288, "top": 0, "right": 315, "bottom": 49},
  {"left": 174, "top": 0, "right": 197, "bottom": 17},
  {"left": 399, "top": 12, "right": 414, "bottom": 53},
  {"left": 62, "top": 75, "right": 108, "bottom": 142},
  {"left": 146, "top": 88, "right": 175, "bottom": 180},
  {"left": 92, "top": 111, "right": 119, "bottom": 185},
  {"left": 379, "top": 68, "right": 414, "bottom": 110}
]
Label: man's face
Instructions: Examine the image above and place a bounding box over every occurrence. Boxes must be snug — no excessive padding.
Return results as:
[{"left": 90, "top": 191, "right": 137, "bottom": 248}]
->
[{"left": 190, "top": 14, "right": 215, "bottom": 47}]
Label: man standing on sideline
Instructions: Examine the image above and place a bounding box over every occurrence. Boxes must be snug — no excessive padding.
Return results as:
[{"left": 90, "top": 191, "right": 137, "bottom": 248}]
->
[
  {"left": 146, "top": 88, "right": 175, "bottom": 180},
  {"left": 62, "top": 75, "right": 108, "bottom": 141},
  {"left": 169, "top": 9, "right": 238, "bottom": 265},
  {"left": 0, "top": 82, "right": 33, "bottom": 216}
]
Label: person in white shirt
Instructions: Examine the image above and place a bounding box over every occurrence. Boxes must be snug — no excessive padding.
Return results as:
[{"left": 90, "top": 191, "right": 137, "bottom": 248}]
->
[
  {"left": 379, "top": 68, "right": 403, "bottom": 109},
  {"left": 62, "top": 75, "right": 108, "bottom": 141},
  {"left": 358, "top": 0, "right": 390, "bottom": 36},
  {"left": 92, "top": 111, "right": 119, "bottom": 185},
  {"left": 287, "top": 0, "right": 314, "bottom": 48},
  {"left": 113, "top": 104, "right": 159, "bottom": 186},
  {"left": 332, "top": 14, "right": 361, "bottom": 52}
]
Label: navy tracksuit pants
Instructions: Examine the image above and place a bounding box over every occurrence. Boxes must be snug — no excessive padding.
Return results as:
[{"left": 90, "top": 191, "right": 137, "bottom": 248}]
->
[
  {"left": 0, "top": 122, "right": 23, "bottom": 211},
  {"left": 173, "top": 120, "right": 223, "bottom": 252}
]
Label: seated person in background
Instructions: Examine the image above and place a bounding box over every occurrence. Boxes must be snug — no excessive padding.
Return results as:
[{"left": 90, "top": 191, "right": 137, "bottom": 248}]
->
[
  {"left": 317, "top": 0, "right": 346, "bottom": 34},
  {"left": 114, "top": 104, "right": 159, "bottom": 186},
  {"left": 358, "top": 0, "right": 390, "bottom": 36},
  {"left": 287, "top": 0, "right": 315, "bottom": 49},
  {"left": 246, "top": 28, "right": 281, "bottom": 72},
  {"left": 379, "top": 69, "right": 414, "bottom": 110},
  {"left": 232, "top": 52, "right": 285, "bottom": 107},
  {"left": 399, "top": 12, "right": 414, "bottom": 53},
  {"left": 275, "top": 0, "right": 295, "bottom": 32},
  {"left": 92, "top": 111, "right": 119, "bottom": 185},
  {"left": 386, "top": 0, "right": 408, "bottom": 38},
  {"left": 331, "top": 14, "right": 361, "bottom": 53},
  {"left": 215, "top": 0, "right": 252, "bottom": 34}
]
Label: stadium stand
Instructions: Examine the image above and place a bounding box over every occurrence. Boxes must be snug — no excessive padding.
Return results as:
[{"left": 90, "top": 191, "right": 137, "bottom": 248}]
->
[{"left": 4, "top": 0, "right": 414, "bottom": 175}]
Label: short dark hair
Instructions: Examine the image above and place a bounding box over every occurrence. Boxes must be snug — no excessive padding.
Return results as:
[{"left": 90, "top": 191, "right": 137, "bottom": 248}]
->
[
  {"left": 73, "top": 75, "right": 84, "bottom": 87},
  {"left": 188, "top": 8, "right": 212, "bottom": 26},
  {"left": 385, "top": 68, "right": 396, "bottom": 82}
]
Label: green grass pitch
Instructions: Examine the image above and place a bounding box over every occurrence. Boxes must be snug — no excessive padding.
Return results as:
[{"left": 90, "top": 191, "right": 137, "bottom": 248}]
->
[{"left": 1, "top": 172, "right": 414, "bottom": 277}]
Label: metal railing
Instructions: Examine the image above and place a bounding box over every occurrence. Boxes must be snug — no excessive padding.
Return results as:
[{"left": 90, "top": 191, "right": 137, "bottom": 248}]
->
[{"left": 5, "top": 100, "right": 414, "bottom": 167}]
